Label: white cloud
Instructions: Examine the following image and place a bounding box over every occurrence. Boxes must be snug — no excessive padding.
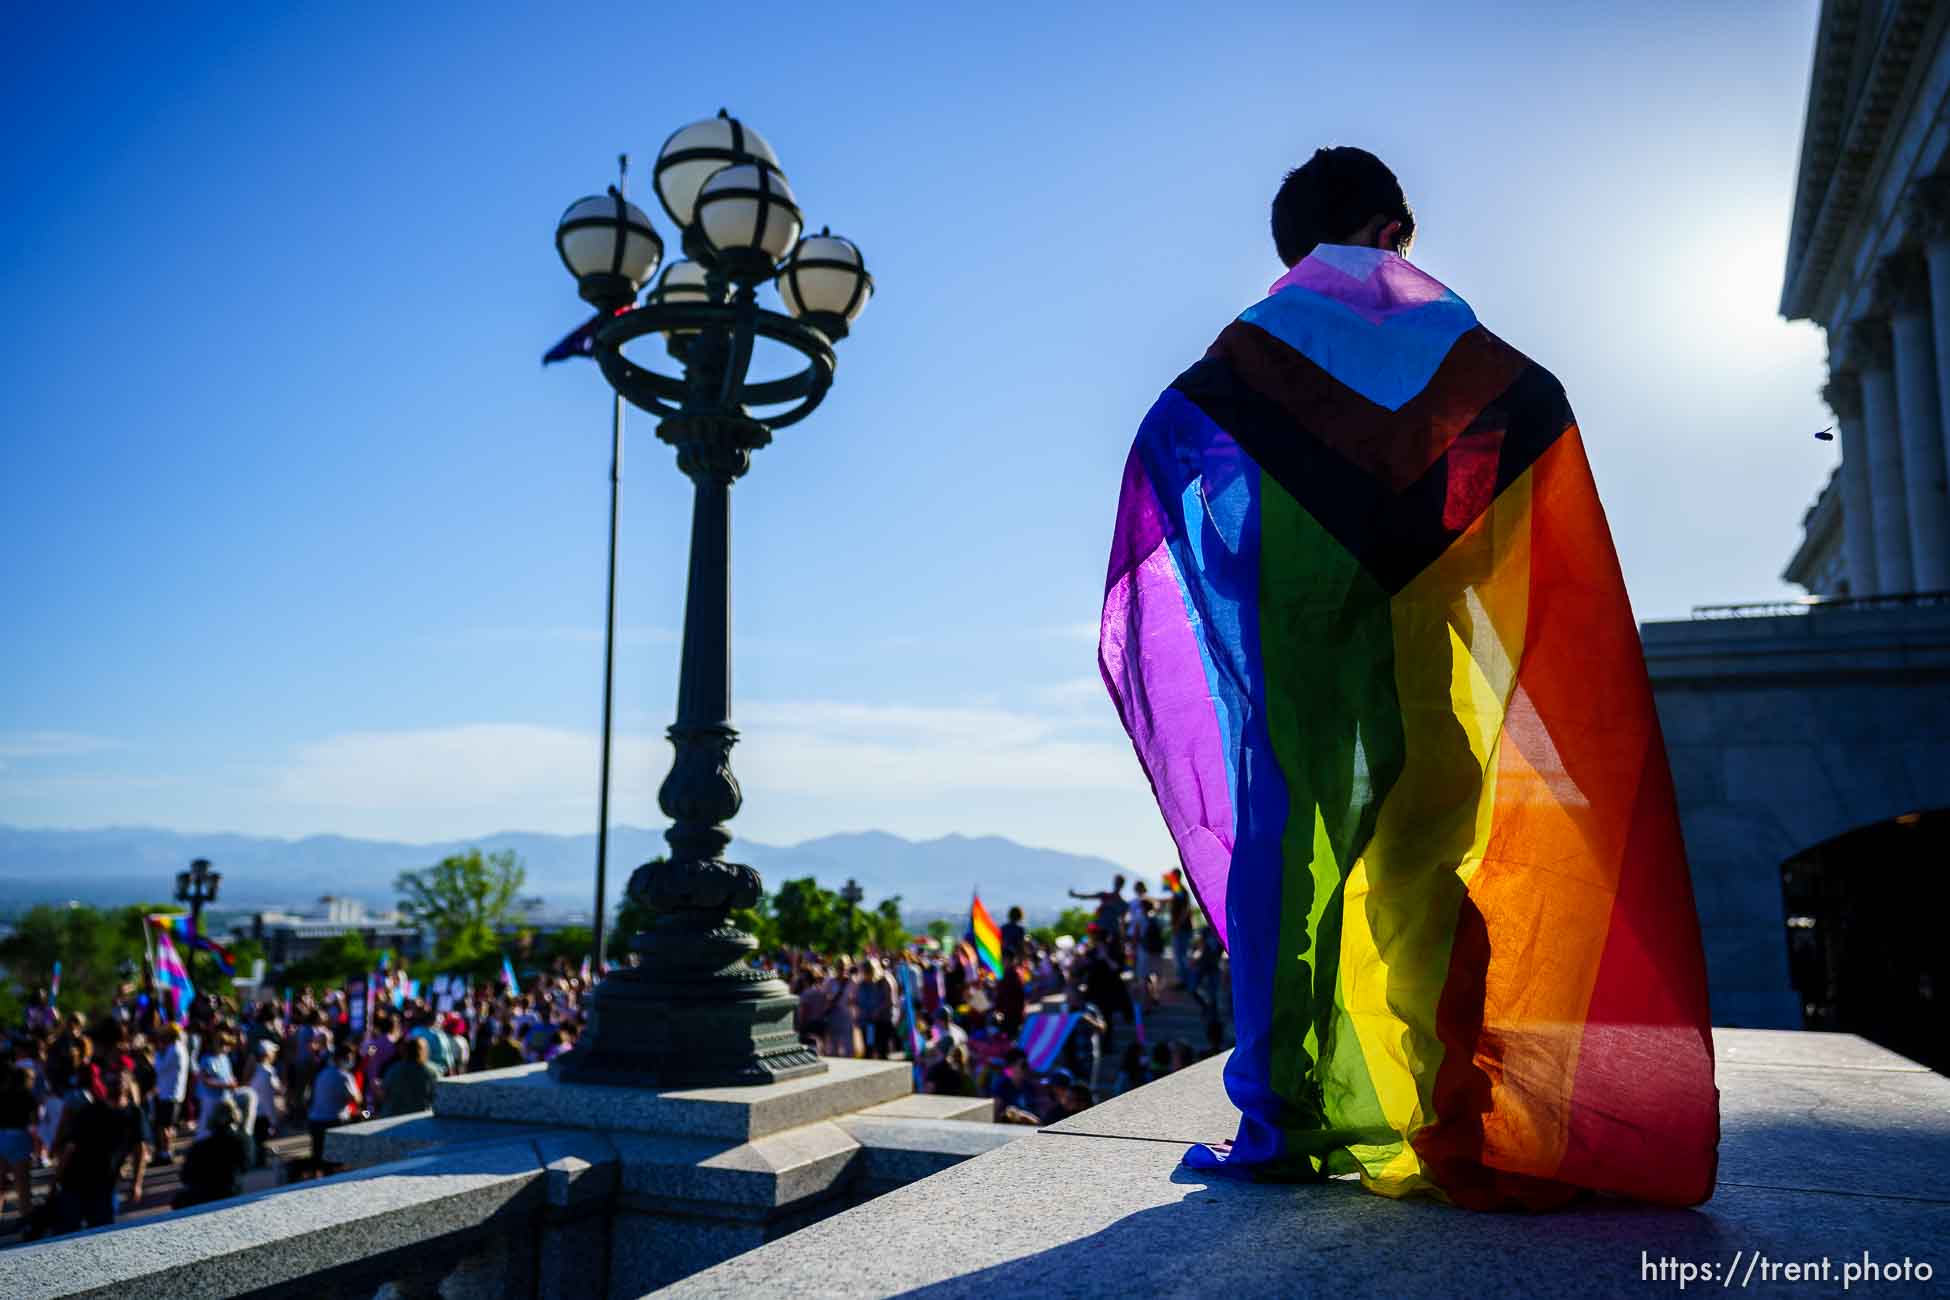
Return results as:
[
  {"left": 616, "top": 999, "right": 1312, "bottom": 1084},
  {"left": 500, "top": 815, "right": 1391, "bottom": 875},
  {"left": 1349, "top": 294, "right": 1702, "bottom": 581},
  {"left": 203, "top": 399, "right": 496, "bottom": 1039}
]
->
[
  {"left": 273, "top": 723, "right": 624, "bottom": 819},
  {"left": 0, "top": 732, "right": 122, "bottom": 760},
  {"left": 2, "top": 702, "right": 1174, "bottom": 868},
  {"left": 735, "top": 699, "right": 1133, "bottom": 797},
  {"left": 244, "top": 699, "right": 1168, "bottom": 863}
]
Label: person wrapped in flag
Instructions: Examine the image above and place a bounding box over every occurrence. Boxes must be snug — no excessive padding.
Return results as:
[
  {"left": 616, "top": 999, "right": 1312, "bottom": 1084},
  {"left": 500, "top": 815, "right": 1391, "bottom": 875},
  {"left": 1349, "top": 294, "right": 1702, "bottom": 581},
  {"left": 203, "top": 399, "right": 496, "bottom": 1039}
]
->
[{"left": 1098, "top": 147, "right": 1717, "bottom": 1209}]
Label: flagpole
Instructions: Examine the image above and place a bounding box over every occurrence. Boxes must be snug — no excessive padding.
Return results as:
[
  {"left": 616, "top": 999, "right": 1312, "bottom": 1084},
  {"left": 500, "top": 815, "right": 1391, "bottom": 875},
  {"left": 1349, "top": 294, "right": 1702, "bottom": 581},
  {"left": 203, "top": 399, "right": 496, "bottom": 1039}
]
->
[{"left": 592, "top": 152, "right": 627, "bottom": 973}]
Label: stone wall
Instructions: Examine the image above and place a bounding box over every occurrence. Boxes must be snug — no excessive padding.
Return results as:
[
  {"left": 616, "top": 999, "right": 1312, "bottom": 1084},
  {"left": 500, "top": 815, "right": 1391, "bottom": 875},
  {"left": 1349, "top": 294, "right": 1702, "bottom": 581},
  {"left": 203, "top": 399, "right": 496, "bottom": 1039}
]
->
[
  {"left": 1642, "top": 602, "right": 1950, "bottom": 1027},
  {"left": 0, "top": 1135, "right": 563, "bottom": 1300}
]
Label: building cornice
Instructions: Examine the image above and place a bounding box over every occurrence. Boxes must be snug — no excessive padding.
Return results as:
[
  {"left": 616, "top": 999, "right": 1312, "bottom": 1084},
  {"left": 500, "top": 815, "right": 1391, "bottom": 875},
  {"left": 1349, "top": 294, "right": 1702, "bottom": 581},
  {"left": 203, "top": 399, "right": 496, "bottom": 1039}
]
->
[{"left": 1782, "top": 0, "right": 1935, "bottom": 321}]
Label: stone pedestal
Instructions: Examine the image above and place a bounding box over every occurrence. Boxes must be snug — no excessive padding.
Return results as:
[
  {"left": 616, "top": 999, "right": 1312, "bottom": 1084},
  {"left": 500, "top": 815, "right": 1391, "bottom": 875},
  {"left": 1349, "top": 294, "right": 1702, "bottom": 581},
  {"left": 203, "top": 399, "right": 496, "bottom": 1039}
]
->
[
  {"left": 441, "top": 1057, "right": 910, "bottom": 1140},
  {"left": 320, "top": 1058, "right": 1031, "bottom": 1298}
]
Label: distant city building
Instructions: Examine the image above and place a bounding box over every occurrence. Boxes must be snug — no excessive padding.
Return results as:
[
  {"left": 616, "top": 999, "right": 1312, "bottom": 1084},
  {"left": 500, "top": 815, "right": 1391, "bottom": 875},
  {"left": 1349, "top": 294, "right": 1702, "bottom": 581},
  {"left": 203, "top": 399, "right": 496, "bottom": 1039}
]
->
[
  {"left": 1782, "top": 1, "right": 1950, "bottom": 595},
  {"left": 250, "top": 894, "right": 425, "bottom": 969},
  {"left": 502, "top": 895, "right": 592, "bottom": 938}
]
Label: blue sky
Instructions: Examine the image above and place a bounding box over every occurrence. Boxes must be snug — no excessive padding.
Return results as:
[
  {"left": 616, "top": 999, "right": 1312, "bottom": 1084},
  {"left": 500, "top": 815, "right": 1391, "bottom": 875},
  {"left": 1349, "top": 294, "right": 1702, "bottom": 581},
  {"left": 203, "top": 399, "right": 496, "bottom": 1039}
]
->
[{"left": 2, "top": 2, "right": 1830, "bottom": 872}]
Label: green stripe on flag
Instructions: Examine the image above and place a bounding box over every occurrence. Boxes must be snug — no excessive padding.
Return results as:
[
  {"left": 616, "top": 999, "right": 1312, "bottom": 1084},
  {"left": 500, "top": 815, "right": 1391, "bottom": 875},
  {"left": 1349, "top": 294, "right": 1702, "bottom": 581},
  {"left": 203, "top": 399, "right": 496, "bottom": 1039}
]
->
[{"left": 1258, "top": 472, "right": 1404, "bottom": 1162}]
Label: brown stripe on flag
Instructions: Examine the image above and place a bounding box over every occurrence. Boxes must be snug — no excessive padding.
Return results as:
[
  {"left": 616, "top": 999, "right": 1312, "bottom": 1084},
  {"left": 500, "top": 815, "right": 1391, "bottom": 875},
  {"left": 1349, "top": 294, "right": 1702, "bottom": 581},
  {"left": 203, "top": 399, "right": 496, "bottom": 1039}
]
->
[{"left": 1211, "top": 320, "right": 1530, "bottom": 493}]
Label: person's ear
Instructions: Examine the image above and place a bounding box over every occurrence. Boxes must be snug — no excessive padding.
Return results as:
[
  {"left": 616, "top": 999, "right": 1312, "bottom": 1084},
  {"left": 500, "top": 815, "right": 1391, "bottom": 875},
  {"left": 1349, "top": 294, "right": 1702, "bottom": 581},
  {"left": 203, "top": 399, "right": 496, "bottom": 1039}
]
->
[{"left": 1375, "top": 218, "right": 1403, "bottom": 252}]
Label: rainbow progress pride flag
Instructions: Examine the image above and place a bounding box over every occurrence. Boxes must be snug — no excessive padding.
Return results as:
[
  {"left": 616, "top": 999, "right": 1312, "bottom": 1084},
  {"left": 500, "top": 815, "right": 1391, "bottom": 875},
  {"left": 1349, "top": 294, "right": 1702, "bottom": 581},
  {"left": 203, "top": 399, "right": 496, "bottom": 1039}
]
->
[
  {"left": 968, "top": 892, "right": 1003, "bottom": 977},
  {"left": 1099, "top": 245, "right": 1718, "bottom": 1210}
]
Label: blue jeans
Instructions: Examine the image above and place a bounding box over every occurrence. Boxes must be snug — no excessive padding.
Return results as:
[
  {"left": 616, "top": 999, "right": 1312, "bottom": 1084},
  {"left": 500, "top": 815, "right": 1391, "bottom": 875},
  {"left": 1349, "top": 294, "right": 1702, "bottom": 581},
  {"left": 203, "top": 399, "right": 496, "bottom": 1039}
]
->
[{"left": 1171, "top": 930, "right": 1192, "bottom": 987}]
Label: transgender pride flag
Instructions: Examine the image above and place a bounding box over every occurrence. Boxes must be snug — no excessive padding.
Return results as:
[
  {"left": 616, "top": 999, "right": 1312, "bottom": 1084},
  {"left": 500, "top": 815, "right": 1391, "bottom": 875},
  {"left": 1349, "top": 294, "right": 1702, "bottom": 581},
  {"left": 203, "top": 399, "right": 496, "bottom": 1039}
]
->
[
  {"left": 1018, "top": 1011, "right": 1081, "bottom": 1073},
  {"left": 154, "top": 929, "right": 195, "bottom": 1023}
]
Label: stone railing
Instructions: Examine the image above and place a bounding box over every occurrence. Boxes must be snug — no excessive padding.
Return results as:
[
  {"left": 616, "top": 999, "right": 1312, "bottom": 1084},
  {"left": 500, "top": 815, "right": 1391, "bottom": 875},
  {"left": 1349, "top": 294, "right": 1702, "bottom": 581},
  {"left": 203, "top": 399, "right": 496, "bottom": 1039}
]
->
[{"left": 0, "top": 1132, "right": 583, "bottom": 1299}]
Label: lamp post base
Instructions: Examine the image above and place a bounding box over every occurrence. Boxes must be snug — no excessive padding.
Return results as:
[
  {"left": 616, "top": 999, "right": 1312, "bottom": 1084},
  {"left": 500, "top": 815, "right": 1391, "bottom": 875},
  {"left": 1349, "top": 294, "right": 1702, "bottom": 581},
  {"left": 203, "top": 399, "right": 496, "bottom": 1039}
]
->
[
  {"left": 550, "top": 974, "right": 823, "bottom": 1089},
  {"left": 550, "top": 910, "right": 825, "bottom": 1090}
]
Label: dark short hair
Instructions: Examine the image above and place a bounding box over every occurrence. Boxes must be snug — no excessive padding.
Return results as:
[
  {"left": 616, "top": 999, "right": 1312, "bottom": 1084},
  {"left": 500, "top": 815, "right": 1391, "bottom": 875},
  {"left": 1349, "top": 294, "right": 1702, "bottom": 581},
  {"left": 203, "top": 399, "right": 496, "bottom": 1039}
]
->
[{"left": 1271, "top": 147, "right": 1415, "bottom": 266}]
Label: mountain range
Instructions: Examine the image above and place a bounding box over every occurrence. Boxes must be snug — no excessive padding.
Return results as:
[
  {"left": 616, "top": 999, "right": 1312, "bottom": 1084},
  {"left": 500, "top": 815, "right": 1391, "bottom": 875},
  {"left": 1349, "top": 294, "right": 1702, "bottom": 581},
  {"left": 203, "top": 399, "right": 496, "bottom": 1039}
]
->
[{"left": 0, "top": 825, "right": 1136, "bottom": 921}]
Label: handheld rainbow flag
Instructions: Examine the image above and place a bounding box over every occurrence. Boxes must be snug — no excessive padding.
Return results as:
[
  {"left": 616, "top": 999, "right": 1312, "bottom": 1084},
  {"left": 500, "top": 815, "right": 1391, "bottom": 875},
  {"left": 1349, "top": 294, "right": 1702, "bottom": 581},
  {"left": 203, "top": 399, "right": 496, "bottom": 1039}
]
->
[
  {"left": 1099, "top": 244, "right": 1717, "bottom": 1209},
  {"left": 581, "top": 955, "right": 593, "bottom": 985},
  {"left": 1018, "top": 1012, "right": 1082, "bottom": 1073},
  {"left": 49, "top": 960, "right": 60, "bottom": 1006},
  {"left": 153, "top": 929, "right": 195, "bottom": 1024},
  {"left": 967, "top": 892, "right": 1003, "bottom": 977},
  {"left": 1160, "top": 869, "right": 1184, "bottom": 895},
  {"left": 501, "top": 956, "right": 519, "bottom": 992}
]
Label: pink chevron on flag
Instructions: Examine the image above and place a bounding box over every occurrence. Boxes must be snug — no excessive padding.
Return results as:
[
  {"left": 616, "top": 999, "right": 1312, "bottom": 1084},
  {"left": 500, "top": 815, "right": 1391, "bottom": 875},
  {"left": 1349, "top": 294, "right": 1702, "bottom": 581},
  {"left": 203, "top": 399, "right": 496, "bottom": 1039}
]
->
[{"left": 1018, "top": 1012, "right": 1082, "bottom": 1073}]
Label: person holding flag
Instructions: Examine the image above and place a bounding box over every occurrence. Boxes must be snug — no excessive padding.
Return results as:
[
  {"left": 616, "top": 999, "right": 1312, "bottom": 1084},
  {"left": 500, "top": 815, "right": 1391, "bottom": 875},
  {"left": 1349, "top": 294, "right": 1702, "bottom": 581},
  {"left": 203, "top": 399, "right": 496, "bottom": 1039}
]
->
[
  {"left": 147, "top": 912, "right": 237, "bottom": 978},
  {"left": 152, "top": 927, "right": 196, "bottom": 1025}
]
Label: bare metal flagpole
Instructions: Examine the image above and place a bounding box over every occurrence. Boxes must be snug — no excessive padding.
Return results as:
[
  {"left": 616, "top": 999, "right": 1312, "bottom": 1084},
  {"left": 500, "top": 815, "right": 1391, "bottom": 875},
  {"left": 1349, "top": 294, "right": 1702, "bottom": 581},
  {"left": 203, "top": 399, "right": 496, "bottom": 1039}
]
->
[{"left": 592, "top": 152, "right": 628, "bottom": 974}]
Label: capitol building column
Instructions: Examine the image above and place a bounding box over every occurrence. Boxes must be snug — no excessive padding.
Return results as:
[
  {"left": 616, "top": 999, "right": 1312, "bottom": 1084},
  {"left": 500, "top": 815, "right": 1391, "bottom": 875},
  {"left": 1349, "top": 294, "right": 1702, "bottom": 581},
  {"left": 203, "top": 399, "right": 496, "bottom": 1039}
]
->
[
  {"left": 1911, "top": 176, "right": 1950, "bottom": 587},
  {"left": 1849, "top": 317, "right": 1915, "bottom": 593},
  {"left": 1822, "top": 372, "right": 1880, "bottom": 596},
  {"left": 1876, "top": 252, "right": 1950, "bottom": 590}
]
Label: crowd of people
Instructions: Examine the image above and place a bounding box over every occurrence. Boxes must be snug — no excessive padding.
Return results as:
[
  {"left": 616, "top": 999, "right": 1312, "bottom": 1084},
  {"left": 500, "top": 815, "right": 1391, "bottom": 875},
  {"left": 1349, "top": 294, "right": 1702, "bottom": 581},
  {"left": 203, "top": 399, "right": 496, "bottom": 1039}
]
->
[
  {"left": 774, "top": 875, "right": 1229, "bottom": 1127},
  {"left": 0, "top": 958, "right": 602, "bottom": 1240},
  {"left": 0, "top": 878, "right": 1228, "bottom": 1240}
]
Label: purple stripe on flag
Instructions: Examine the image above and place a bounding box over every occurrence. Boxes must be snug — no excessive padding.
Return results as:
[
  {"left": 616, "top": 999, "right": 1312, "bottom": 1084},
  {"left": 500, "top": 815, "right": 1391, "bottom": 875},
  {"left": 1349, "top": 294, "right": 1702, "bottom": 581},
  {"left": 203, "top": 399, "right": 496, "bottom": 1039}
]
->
[{"left": 1099, "top": 455, "right": 1236, "bottom": 947}]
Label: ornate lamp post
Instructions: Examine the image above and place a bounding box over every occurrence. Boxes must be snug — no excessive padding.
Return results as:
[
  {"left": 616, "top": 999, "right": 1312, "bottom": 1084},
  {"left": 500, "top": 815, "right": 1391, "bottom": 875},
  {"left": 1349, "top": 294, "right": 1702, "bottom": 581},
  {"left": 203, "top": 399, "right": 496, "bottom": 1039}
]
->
[
  {"left": 174, "top": 857, "right": 222, "bottom": 986},
  {"left": 550, "top": 111, "right": 873, "bottom": 1089},
  {"left": 840, "top": 878, "right": 865, "bottom": 953}
]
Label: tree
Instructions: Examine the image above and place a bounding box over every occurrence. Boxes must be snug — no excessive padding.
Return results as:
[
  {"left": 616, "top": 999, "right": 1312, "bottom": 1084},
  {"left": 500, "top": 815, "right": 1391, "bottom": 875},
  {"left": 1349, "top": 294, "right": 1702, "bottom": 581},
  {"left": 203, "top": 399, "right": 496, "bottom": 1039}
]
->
[
  {"left": 538, "top": 926, "right": 594, "bottom": 966},
  {"left": 0, "top": 903, "right": 151, "bottom": 1016},
  {"left": 771, "top": 877, "right": 842, "bottom": 951},
  {"left": 395, "top": 849, "right": 526, "bottom": 966},
  {"left": 925, "top": 918, "right": 955, "bottom": 945},
  {"left": 865, "top": 897, "right": 906, "bottom": 951},
  {"left": 275, "top": 932, "right": 382, "bottom": 990},
  {"left": 1031, "top": 906, "right": 1096, "bottom": 947},
  {"left": 734, "top": 894, "right": 779, "bottom": 952}
]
